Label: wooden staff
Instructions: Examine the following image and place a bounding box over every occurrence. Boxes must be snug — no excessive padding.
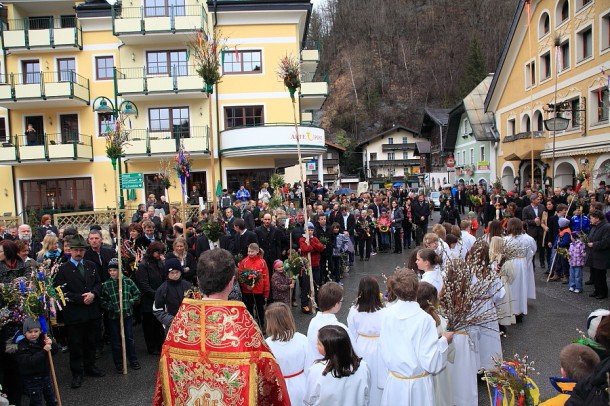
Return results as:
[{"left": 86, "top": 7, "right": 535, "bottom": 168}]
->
[
  {"left": 114, "top": 160, "right": 128, "bottom": 374},
  {"left": 290, "top": 96, "right": 317, "bottom": 314},
  {"left": 43, "top": 329, "right": 62, "bottom": 405}
]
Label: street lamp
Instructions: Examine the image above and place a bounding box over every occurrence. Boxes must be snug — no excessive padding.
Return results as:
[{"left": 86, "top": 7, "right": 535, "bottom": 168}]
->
[
  {"left": 92, "top": 96, "right": 139, "bottom": 209},
  {"left": 544, "top": 102, "right": 571, "bottom": 189}
]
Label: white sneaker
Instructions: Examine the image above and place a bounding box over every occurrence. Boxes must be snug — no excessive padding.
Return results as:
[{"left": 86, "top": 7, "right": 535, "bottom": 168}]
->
[
  {"left": 574, "top": 289, "right": 581, "bottom": 293},
  {"left": 569, "top": 287, "right": 575, "bottom": 292},
  {"left": 371, "top": 252, "right": 377, "bottom": 256}
]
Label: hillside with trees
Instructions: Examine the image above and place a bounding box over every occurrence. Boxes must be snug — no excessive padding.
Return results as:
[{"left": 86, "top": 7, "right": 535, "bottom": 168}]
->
[{"left": 308, "top": 0, "right": 518, "bottom": 155}]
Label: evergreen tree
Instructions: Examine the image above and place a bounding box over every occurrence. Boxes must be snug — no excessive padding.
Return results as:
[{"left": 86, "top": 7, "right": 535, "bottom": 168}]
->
[{"left": 458, "top": 36, "right": 487, "bottom": 98}]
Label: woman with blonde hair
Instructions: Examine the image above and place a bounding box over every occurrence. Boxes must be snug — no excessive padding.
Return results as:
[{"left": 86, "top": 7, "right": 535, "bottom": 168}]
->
[
  {"left": 265, "top": 302, "right": 307, "bottom": 406},
  {"left": 36, "top": 234, "right": 62, "bottom": 263}
]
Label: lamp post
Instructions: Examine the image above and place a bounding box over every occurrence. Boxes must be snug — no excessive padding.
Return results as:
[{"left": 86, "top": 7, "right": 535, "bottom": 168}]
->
[
  {"left": 544, "top": 103, "right": 570, "bottom": 188},
  {"left": 92, "top": 96, "right": 139, "bottom": 209}
]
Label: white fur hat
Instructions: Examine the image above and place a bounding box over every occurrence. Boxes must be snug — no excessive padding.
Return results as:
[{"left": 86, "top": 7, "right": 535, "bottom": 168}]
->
[{"left": 587, "top": 309, "right": 610, "bottom": 340}]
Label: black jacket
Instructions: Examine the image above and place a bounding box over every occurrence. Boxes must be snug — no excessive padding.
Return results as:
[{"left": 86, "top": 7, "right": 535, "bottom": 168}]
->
[
  {"left": 242, "top": 210, "right": 255, "bottom": 231},
  {"left": 54, "top": 259, "right": 101, "bottom": 325},
  {"left": 314, "top": 224, "right": 333, "bottom": 256},
  {"left": 585, "top": 218, "right": 610, "bottom": 269},
  {"left": 153, "top": 279, "right": 192, "bottom": 329},
  {"left": 135, "top": 256, "right": 166, "bottom": 313},
  {"left": 412, "top": 201, "right": 431, "bottom": 225},
  {"left": 16, "top": 337, "right": 58, "bottom": 378},
  {"left": 440, "top": 206, "right": 461, "bottom": 225},
  {"left": 84, "top": 246, "right": 117, "bottom": 282},
  {"left": 566, "top": 355, "right": 610, "bottom": 405},
  {"left": 255, "top": 225, "right": 282, "bottom": 263},
  {"left": 165, "top": 252, "right": 197, "bottom": 283},
  {"left": 232, "top": 230, "right": 259, "bottom": 257}
]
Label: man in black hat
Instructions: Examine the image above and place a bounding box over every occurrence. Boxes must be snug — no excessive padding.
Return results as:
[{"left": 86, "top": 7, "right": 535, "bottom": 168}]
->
[{"left": 54, "top": 234, "right": 105, "bottom": 389}]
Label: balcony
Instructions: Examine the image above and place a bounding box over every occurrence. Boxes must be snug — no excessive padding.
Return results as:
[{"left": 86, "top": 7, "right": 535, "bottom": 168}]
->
[
  {"left": 112, "top": 4, "right": 207, "bottom": 44},
  {"left": 301, "top": 48, "right": 319, "bottom": 74},
  {"left": 116, "top": 66, "right": 208, "bottom": 100},
  {"left": 301, "top": 111, "right": 314, "bottom": 124},
  {"left": 122, "top": 126, "right": 209, "bottom": 158},
  {"left": 502, "top": 131, "right": 545, "bottom": 161},
  {"left": 0, "top": 133, "right": 93, "bottom": 163},
  {"left": 300, "top": 72, "right": 329, "bottom": 111},
  {"left": 368, "top": 159, "right": 420, "bottom": 167},
  {"left": 323, "top": 159, "right": 339, "bottom": 166},
  {"left": 0, "top": 71, "right": 90, "bottom": 109},
  {"left": 381, "top": 143, "right": 416, "bottom": 151},
  {"left": 0, "top": 17, "right": 83, "bottom": 52},
  {"left": 220, "top": 124, "right": 325, "bottom": 158}
]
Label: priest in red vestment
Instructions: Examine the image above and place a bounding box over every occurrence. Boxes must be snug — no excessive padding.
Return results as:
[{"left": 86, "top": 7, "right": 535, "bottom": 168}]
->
[{"left": 154, "top": 248, "right": 290, "bottom": 405}]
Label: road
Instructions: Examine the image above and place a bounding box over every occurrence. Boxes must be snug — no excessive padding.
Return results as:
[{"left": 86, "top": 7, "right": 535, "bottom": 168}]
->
[{"left": 47, "top": 214, "right": 600, "bottom": 405}]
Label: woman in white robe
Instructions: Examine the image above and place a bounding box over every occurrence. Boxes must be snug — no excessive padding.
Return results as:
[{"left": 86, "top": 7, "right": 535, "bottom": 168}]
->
[
  {"left": 503, "top": 218, "right": 537, "bottom": 317},
  {"left": 347, "top": 276, "right": 386, "bottom": 405},
  {"left": 380, "top": 269, "right": 452, "bottom": 406},
  {"left": 264, "top": 303, "right": 308, "bottom": 405},
  {"left": 489, "top": 236, "right": 516, "bottom": 325}
]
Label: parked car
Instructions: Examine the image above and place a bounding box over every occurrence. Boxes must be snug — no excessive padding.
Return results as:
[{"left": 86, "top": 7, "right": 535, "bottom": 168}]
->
[{"left": 429, "top": 191, "right": 441, "bottom": 210}]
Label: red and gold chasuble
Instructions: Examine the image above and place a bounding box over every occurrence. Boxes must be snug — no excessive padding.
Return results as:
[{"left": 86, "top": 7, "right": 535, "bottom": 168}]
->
[{"left": 154, "top": 298, "right": 290, "bottom": 406}]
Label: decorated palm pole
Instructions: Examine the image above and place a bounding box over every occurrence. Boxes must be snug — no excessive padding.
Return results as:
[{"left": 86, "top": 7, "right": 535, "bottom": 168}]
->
[
  {"left": 175, "top": 146, "right": 192, "bottom": 223},
  {"left": 103, "top": 115, "right": 129, "bottom": 374},
  {"left": 192, "top": 29, "right": 226, "bottom": 213},
  {"left": 277, "top": 54, "right": 317, "bottom": 313}
]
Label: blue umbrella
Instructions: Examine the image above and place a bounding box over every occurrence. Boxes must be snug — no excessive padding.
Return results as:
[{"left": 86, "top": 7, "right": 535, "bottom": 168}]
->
[
  {"left": 393, "top": 182, "right": 404, "bottom": 187},
  {"left": 335, "top": 188, "right": 354, "bottom": 195}
]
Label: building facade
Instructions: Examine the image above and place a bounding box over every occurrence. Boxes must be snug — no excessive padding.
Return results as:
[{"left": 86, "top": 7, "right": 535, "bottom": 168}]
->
[
  {"left": 356, "top": 125, "right": 421, "bottom": 190},
  {"left": 0, "top": 0, "right": 327, "bottom": 217},
  {"left": 486, "top": 0, "right": 610, "bottom": 191}
]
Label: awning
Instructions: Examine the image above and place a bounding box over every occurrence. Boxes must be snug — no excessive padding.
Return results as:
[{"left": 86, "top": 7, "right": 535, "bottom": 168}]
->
[{"left": 540, "top": 146, "right": 610, "bottom": 159}]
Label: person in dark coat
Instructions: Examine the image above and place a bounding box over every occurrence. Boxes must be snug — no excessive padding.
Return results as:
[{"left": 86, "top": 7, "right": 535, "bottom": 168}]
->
[
  {"left": 255, "top": 213, "right": 282, "bottom": 273},
  {"left": 54, "top": 234, "right": 105, "bottom": 389},
  {"left": 242, "top": 204, "right": 256, "bottom": 231},
  {"left": 522, "top": 194, "right": 545, "bottom": 269},
  {"left": 232, "top": 218, "right": 259, "bottom": 258},
  {"left": 412, "top": 194, "right": 431, "bottom": 246},
  {"left": 135, "top": 241, "right": 167, "bottom": 355},
  {"left": 440, "top": 198, "right": 461, "bottom": 225},
  {"left": 134, "top": 220, "right": 162, "bottom": 252},
  {"left": 36, "top": 214, "right": 59, "bottom": 242},
  {"left": 586, "top": 210, "right": 610, "bottom": 300},
  {"left": 153, "top": 258, "right": 192, "bottom": 333}
]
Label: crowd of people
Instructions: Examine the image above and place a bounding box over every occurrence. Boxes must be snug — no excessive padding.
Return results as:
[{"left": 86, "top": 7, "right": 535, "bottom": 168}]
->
[{"left": 1, "top": 177, "right": 610, "bottom": 405}]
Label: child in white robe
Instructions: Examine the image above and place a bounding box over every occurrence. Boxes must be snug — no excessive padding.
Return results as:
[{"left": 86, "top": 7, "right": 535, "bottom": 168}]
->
[
  {"left": 306, "top": 282, "right": 353, "bottom": 368},
  {"left": 416, "top": 248, "right": 444, "bottom": 294},
  {"left": 347, "top": 276, "right": 386, "bottom": 405},
  {"left": 379, "top": 268, "right": 453, "bottom": 406},
  {"left": 489, "top": 236, "right": 516, "bottom": 325},
  {"left": 504, "top": 218, "right": 537, "bottom": 320},
  {"left": 265, "top": 302, "right": 308, "bottom": 406},
  {"left": 304, "top": 325, "right": 370, "bottom": 406},
  {"left": 417, "top": 281, "right": 453, "bottom": 406}
]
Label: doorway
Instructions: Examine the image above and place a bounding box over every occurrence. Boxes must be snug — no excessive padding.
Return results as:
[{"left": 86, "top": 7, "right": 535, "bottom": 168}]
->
[
  {"left": 24, "top": 115, "right": 43, "bottom": 145},
  {"left": 60, "top": 114, "right": 79, "bottom": 143},
  {"left": 188, "top": 171, "right": 207, "bottom": 204}
]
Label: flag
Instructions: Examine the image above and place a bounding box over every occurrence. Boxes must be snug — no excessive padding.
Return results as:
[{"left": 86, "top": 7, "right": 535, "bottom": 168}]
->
[{"left": 215, "top": 179, "right": 222, "bottom": 197}]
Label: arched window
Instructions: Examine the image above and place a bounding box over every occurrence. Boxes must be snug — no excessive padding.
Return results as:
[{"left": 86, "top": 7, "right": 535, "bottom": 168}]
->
[
  {"left": 539, "top": 12, "right": 550, "bottom": 38},
  {"left": 556, "top": 0, "right": 569, "bottom": 26},
  {"left": 533, "top": 110, "right": 544, "bottom": 131},
  {"left": 521, "top": 114, "right": 531, "bottom": 132}
]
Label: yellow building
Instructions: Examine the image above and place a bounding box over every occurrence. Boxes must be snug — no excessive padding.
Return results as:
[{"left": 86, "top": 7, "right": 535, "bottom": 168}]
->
[
  {"left": 485, "top": 0, "right": 610, "bottom": 191},
  {"left": 0, "top": 0, "right": 327, "bottom": 217}
]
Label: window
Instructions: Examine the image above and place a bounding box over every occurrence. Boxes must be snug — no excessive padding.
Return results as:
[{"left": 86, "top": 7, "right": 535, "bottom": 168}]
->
[
  {"left": 534, "top": 110, "right": 543, "bottom": 131},
  {"left": 508, "top": 118, "right": 516, "bottom": 136},
  {"left": 521, "top": 114, "right": 531, "bottom": 132},
  {"left": 525, "top": 60, "right": 536, "bottom": 88},
  {"left": 95, "top": 56, "right": 114, "bottom": 80},
  {"left": 387, "top": 152, "right": 395, "bottom": 160},
  {"left": 57, "top": 58, "right": 75, "bottom": 82},
  {"left": 560, "top": 40, "right": 570, "bottom": 71},
  {"left": 577, "top": 26, "right": 593, "bottom": 62},
  {"left": 388, "top": 137, "right": 394, "bottom": 144},
  {"left": 60, "top": 114, "right": 79, "bottom": 143},
  {"left": 557, "top": 0, "right": 569, "bottom": 25},
  {"left": 540, "top": 51, "right": 551, "bottom": 80},
  {"left": 20, "top": 177, "right": 93, "bottom": 211},
  {"left": 326, "top": 152, "right": 333, "bottom": 160},
  {"left": 222, "top": 50, "right": 262, "bottom": 74},
  {"left": 597, "top": 87, "right": 609, "bottom": 122},
  {"left": 402, "top": 137, "right": 408, "bottom": 144},
  {"left": 469, "top": 148, "right": 474, "bottom": 164},
  {"left": 60, "top": 15, "right": 76, "bottom": 28},
  {"left": 97, "top": 113, "right": 116, "bottom": 137},
  {"left": 28, "top": 16, "right": 52, "bottom": 30},
  {"left": 147, "top": 50, "right": 187, "bottom": 76},
  {"left": 602, "top": 12, "right": 610, "bottom": 51},
  {"left": 370, "top": 153, "right": 377, "bottom": 161},
  {"left": 22, "top": 60, "right": 40, "bottom": 84},
  {"left": 144, "top": 0, "right": 185, "bottom": 17},
  {"left": 463, "top": 119, "right": 472, "bottom": 136},
  {"left": 462, "top": 151, "right": 466, "bottom": 165},
  {"left": 570, "top": 99, "right": 581, "bottom": 129},
  {"left": 539, "top": 12, "right": 550, "bottom": 38},
  {"left": 149, "top": 107, "right": 190, "bottom": 137},
  {"left": 0, "top": 118, "right": 6, "bottom": 142},
  {"left": 402, "top": 151, "right": 409, "bottom": 160},
  {"left": 224, "top": 106, "right": 263, "bottom": 129},
  {"left": 480, "top": 146, "right": 485, "bottom": 162},
  {"left": 576, "top": 0, "right": 592, "bottom": 12}
]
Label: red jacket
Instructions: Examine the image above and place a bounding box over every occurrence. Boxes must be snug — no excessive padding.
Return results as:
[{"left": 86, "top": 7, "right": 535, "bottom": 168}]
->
[
  {"left": 299, "top": 236, "right": 325, "bottom": 267},
  {"left": 238, "top": 255, "right": 270, "bottom": 298}
]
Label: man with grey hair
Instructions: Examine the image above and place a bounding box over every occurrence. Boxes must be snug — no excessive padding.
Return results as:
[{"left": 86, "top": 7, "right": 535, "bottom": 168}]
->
[
  {"left": 18, "top": 224, "right": 40, "bottom": 259},
  {"left": 153, "top": 249, "right": 288, "bottom": 405}
]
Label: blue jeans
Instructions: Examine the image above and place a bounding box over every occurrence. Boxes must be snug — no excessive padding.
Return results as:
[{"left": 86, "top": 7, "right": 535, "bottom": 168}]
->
[
  {"left": 109, "top": 316, "right": 138, "bottom": 367},
  {"left": 23, "top": 375, "right": 56, "bottom": 406},
  {"left": 569, "top": 266, "right": 583, "bottom": 290},
  {"left": 380, "top": 231, "right": 390, "bottom": 249}
]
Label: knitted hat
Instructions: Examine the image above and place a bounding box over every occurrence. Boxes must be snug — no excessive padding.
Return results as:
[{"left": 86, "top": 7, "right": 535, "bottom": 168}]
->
[
  {"left": 558, "top": 217, "right": 570, "bottom": 228},
  {"left": 307, "top": 222, "right": 315, "bottom": 229},
  {"left": 273, "top": 259, "right": 283, "bottom": 270},
  {"left": 467, "top": 211, "right": 475, "bottom": 217},
  {"left": 587, "top": 309, "right": 610, "bottom": 340},
  {"left": 164, "top": 258, "right": 183, "bottom": 274},
  {"left": 108, "top": 257, "right": 120, "bottom": 269},
  {"left": 23, "top": 317, "right": 41, "bottom": 334}
]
